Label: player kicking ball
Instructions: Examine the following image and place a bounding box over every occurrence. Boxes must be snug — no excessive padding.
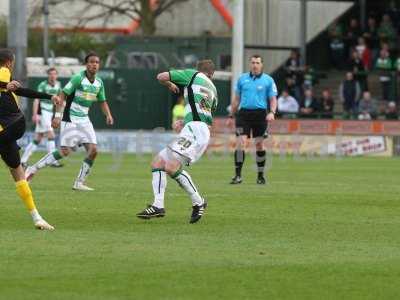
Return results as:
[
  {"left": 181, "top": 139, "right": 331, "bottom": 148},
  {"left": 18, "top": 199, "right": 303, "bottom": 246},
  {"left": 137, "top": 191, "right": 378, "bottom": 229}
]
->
[
  {"left": 26, "top": 52, "right": 114, "bottom": 191},
  {"left": 21, "top": 68, "right": 63, "bottom": 168},
  {"left": 137, "top": 59, "right": 218, "bottom": 224}
]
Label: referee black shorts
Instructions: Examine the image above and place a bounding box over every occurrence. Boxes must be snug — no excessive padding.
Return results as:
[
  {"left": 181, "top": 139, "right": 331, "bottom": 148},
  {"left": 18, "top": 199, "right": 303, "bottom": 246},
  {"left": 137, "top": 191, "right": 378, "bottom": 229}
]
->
[
  {"left": 235, "top": 109, "right": 267, "bottom": 138},
  {"left": 0, "top": 117, "right": 25, "bottom": 169}
]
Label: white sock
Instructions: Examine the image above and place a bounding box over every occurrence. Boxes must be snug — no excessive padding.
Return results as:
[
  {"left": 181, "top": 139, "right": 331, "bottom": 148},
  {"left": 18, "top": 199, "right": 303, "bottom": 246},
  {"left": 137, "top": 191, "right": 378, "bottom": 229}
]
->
[
  {"left": 47, "top": 139, "right": 56, "bottom": 153},
  {"left": 21, "top": 142, "right": 38, "bottom": 164},
  {"left": 151, "top": 170, "right": 167, "bottom": 208},
  {"left": 33, "top": 151, "right": 60, "bottom": 170},
  {"left": 30, "top": 209, "right": 42, "bottom": 223},
  {"left": 173, "top": 170, "right": 204, "bottom": 206},
  {"left": 76, "top": 159, "right": 92, "bottom": 183}
]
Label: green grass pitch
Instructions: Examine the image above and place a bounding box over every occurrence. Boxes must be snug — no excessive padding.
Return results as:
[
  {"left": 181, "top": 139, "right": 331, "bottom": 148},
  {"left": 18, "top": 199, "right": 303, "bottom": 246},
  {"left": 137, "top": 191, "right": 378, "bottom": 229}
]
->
[{"left": 0, "top": 153, "right": 399, "bottom": 299}]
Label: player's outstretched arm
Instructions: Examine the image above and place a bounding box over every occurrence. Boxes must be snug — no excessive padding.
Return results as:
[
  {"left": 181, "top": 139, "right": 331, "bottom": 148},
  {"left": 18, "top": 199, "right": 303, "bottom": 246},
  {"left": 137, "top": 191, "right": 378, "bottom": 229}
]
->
[
  {"left": 157, "top": 72, "right": 179, "bottom": 93},
  {"left": 32, "top": 99, "right": 40, "bottom": 123},
  {"left": 99, "top": 101, "right": 114, "bottom": 126}
]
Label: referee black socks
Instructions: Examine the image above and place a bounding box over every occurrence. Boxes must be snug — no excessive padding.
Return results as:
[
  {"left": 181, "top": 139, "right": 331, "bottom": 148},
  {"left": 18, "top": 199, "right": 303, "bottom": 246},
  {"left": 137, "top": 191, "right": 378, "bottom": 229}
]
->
[
  {"left": 256, "top": 150, "right": 266, "bottom": 177},
  {"left": 234, "top": 150, "right": 245, "bottom": 177}
]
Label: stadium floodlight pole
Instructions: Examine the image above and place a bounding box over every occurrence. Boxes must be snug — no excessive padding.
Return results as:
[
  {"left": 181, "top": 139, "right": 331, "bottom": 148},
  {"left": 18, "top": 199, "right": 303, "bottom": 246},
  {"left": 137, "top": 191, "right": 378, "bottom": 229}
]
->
[
  {"left": 43, "top": 0, "right": 50, "bottom": 65},
  {"left": 299, "top": 0, "right": 307, "bottom": 66},
  {"left": 8, "top": 0, "right": 28, "bottom": 86},
  {"left": 231, "top": 0, "right": 244, "bottom": 101}
]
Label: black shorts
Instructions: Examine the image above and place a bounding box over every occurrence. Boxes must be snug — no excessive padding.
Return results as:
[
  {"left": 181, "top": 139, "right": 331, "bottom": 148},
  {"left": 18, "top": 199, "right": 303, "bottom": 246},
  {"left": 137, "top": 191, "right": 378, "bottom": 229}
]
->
[
  {"left": 0, "top": 116, "right": 25, "bottom": 168},
  {"left": 235, "top": 109, "right": 267, "bottom": 138}
]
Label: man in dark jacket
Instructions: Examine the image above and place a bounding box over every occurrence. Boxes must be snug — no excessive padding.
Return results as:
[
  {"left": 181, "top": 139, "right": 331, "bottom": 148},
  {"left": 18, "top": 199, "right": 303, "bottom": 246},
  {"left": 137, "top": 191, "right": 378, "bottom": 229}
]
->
[{"left": 339, "top": 72, "right": 361, "bottom": 118}]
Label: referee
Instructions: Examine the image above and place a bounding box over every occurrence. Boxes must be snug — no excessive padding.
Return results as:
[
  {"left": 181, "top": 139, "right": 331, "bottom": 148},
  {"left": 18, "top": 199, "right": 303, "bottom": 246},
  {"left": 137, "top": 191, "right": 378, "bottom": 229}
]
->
[
  {"left": 0, "top": 48, "right": 57, "bottom": 230},
  {"left": 228, "top": 54, "right": 278, "bottom": 184}
]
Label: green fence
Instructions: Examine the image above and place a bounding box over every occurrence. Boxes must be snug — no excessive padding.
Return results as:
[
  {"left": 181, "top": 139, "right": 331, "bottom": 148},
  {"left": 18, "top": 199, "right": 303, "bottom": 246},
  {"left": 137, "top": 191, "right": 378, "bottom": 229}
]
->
[{"left": 28, "top": 69, "right": 231, "bottom": 130}]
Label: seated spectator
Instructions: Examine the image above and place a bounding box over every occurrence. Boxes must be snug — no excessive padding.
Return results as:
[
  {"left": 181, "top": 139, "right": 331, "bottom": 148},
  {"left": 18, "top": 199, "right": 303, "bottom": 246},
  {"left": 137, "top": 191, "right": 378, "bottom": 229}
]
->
[
  {"left": 349, "top": 50, "right": 368, "bottom": 91},
  {"left": 385, "top": 101, "right": 398, "bottom": 120},
  {"left": 378, "top": 14, "right": 396, "bottom": 48},
  {"left": 319, "top": 89, "right": 335, "bottom": 119},
  {"left": 278, "top": 90, "right": 299, "bottom": 116},
  {"left": 363, "top": 17, "right": 379, "bottom": 52},
  {"left": 302, "top": 65, "right": 317, "bottom": 90},
  {"left": 375, "top": 49, "right": 392, "bottom": 101},
  {"left": 284, "top": 76, "right": 303, "bottom": 101},
  {"left": 339, "top": 72, "right": 361, "bottom": 119},
  {"left": 355, "top": 37, "right": 372, "bottom": 70},
  {"left": 300, "top": 89, "right": 319, "bottom": 118},
  {"left": 285, "top": 50, "right": 302, "bottom": 79},
  {"left": 358, "top": 91, "right": 378, "bottom": 120}
]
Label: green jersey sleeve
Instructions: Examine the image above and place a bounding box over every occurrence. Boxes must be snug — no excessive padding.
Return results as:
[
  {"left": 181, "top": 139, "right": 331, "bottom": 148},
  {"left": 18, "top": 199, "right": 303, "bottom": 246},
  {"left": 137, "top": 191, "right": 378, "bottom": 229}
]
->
[
  {"left": 97, "top": 81, "right": 106, "bottom": 102},
  {"left": 37, "top": 81, "right": 45, "bottom": 93},
  {"left": 63, "top": 73, "right": 82, "bottom": 95},
  {"left": 169, "top": 69, "right": 196, "bottom": 86}
]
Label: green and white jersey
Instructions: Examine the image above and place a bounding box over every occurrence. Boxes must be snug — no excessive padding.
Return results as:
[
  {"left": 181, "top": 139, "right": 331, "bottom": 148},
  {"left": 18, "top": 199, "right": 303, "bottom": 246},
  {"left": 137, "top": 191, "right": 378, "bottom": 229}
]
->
[
  {"left": 37, "top": 80, "right": 61, "bottom": 113},
  {"left": 62, "top": 70, "right": 106, "bottom": 123},
  {"left": 169, "top": 69, "right": 218, "bottom": 126}
]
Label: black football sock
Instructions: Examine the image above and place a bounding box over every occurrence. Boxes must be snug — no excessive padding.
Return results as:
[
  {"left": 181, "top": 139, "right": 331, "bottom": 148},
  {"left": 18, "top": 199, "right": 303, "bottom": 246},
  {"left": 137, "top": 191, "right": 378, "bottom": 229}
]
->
[
  {"left": 234, "top": 150, "right": 245, "bottom": 177},
  {"left": 256, "top": 150, "right": 266, "bottom": 178}
]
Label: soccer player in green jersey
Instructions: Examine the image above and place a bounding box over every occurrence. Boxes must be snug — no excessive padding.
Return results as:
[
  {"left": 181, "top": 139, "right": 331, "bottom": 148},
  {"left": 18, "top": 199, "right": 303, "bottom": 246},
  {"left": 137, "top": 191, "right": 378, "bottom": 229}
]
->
[
  {"left": 21, "top": 68, "right": 62, "bottom": 167},
  {"left": 137, "top": 59, "right": 218, "bottom": 223},
  {"left": 26, "top": 52, "right": 114, "bottom": 191}
]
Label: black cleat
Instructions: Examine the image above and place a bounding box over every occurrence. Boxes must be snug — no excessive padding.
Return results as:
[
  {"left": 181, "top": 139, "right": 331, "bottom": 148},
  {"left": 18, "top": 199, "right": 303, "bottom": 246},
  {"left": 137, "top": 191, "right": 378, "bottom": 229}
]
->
[
  {"left": 50, "top": 162, "right": 64, "bottom": 168},
  {"left": 136, "top": 205, "right": 166, "bottom": 219},
  {"left": 257, "top": 176, "right": 266, "bottom": 185},
  {"left": 230, "top": 175, "right": 242, "bottom": 185},
  {"left": 190, "top": 200, "right": 207, "bottom": 224}
]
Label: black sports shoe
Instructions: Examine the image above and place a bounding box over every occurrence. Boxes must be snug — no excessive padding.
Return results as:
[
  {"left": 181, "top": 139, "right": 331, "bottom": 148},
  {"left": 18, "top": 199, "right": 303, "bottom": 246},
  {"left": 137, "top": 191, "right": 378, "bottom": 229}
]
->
[
  {"left": 257, "top": 176, "right": 266, "bottom": 185},
  {"left": 50, "top": 162, "right": 64, "bottom": 168},
  {"left": 230, "top": 175, "right": 242, "bottom": 184},
  {"left": 190, "top": 200, "right": 207, "bottom": 224},
  {"left": 136, "top": 205, "right": 166, "bottom": 219}
]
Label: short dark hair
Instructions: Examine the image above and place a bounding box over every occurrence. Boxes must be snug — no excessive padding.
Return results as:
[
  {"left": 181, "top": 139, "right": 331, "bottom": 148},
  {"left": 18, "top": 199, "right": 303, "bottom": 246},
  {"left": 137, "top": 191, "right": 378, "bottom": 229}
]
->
[
  {"left": 250, "top": 54, "right": 263, "bottom": 63},
  {"left": 0, "top": 48, "right": 14, "bottom": 66},
  {"left": 196, "top": 59, "right": 215, "bottom": 75},
  {"left": 85, "top": 52, "right": 99, "bottom": 63},
  {"left": 47, "top": 67, "right": 57, "bottom": 74}
]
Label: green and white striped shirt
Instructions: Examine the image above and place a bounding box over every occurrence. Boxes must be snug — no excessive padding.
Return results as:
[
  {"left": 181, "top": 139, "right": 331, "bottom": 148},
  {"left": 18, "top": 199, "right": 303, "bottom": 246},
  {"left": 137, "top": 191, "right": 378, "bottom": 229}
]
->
[
  {"left": 169, "top": 69, "right": 218, "bottom": 126},
  {"left": 63, "top": 70, "right": 106, "bottom": 123},
  {"left": 37, "top": 80, "right": 62, "bottom": 113}
]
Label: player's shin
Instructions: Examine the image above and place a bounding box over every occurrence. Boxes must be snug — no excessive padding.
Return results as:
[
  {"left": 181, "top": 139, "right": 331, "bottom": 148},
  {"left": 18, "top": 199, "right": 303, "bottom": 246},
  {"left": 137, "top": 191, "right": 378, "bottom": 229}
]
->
[
  {"left": 234, "top": 149, "right": 245, "bottom": 177},
  {"left": 47, "top": 139, "right": 56, "bottom": 153},
  {"left": 256, "top": 150, "right": 266, "bottom": 176},
  {"left": 152, "top": 169, "right": 167, "bottom": 209},
  {"left": 76, "top": 158, "right": 93, "bottom": 183},
  {"left": 15, "top": 179, "right": 41, "bottom": 221},
  {"left": 21, "top": 140, "right": 39, "bottom": 164},
  {"left": 32, "top": 150, "right": 63, "bottom": 170},
  {"left": 171, "top": 169, "right": 204, "bottom": 206}
]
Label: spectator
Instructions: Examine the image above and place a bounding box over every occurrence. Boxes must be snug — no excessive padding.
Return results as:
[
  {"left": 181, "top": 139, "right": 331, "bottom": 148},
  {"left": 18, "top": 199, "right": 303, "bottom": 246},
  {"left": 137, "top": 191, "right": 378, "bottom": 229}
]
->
[
  {"left": 345, "top": 18, "right": 362, "bottom": 51},
  {"left": 284, "top": 76, "right": 303, "bottom": 101},
  {"left": 339, "top": 72, "right": 361, "bottom": 118},
  {"left": 385, "top": 101, "right": 398, "bottom": 120},
  {"left": 319, "top": 89, "right": 335, "bottom": 119},
  {"left": 302, "top": 65, "right": 317, "bottom": 90},
  {"left": 355, "top": 37, "right": 372, "bottom": 70},
  {"left": 300, "top": 89, "right": 320, "bottom": 118},
  {"left": 386, "top": 0, "right": 400, "bottom": 27},
  {"left": 349, "top": 50, "right": 368, "bottom": 91},
  {"left": 285, "top": 50, "right": 302, "bottom": 77},
  {"left": 375, "top": 49, "right": 392, "bottom": 101},
  {"left": 358, "top": 91, "right": 378, "bottom": 120},
  {"left": 172, "top": 95, "right": 185, "bottom": 126},
  {"left": 278, "top": 90, "right": 299, "bottom": 116},
  {"left": 363, "top": 17, "right": 379, "bottom": 51},
  {"left": 328, "top": 21, "right": 346, "bottom": 69},
  {"left": 378, "top": 14, "right": 396, "bottom": 48}
]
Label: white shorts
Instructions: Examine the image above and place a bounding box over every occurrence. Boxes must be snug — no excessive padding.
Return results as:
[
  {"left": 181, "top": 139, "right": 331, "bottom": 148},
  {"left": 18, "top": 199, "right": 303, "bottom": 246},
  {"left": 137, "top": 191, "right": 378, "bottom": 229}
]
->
[
  {"left": 60, "top": 121, "right": 97, "bottom": 148},
  {"left": 35, "top": 111, "right": 54, "bottom": 133},
  {"left": 159, "top": 121, "right": 210, "bottom": 165}
]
